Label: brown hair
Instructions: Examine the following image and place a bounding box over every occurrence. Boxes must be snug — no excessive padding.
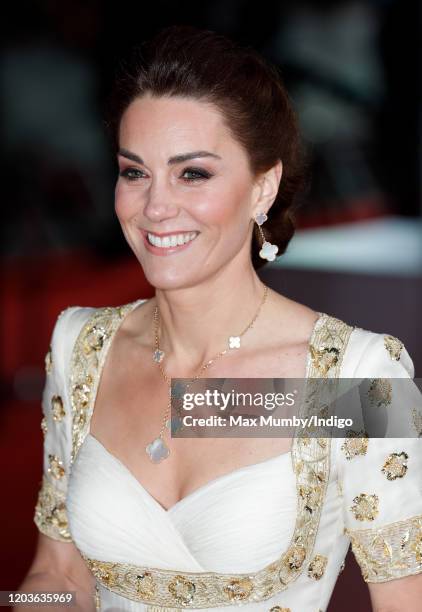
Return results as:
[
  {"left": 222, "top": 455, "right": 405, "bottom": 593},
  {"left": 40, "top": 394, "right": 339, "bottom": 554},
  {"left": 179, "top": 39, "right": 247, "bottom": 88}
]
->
[{"left": 107, "top": 25, "right": 308, "bottom": 269}]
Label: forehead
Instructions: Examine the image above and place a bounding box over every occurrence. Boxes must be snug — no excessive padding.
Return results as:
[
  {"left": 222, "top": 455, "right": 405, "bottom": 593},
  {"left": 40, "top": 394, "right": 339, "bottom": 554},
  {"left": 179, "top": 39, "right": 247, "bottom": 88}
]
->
[{"left": 118, "top": 94, "right": 237, "bottom": 154}]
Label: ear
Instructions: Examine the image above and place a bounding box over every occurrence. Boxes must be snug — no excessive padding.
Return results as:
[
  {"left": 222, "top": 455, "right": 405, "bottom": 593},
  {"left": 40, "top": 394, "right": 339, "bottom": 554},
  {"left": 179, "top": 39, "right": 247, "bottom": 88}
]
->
[{"left": 251, "top": 159, "right": 283, "bottom": 218}]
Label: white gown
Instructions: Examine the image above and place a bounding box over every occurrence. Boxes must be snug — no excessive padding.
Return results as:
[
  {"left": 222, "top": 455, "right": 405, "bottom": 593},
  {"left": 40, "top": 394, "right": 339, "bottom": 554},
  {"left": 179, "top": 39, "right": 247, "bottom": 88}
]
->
[{"left": 33, "top": 299, "right": 422, "bottom": 611}]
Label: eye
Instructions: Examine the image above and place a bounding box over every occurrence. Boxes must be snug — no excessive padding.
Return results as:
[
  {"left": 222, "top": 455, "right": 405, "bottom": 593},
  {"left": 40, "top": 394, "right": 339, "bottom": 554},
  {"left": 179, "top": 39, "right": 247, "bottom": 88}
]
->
[
  {"left": 119, "top": 167, "right": 146, "bottom": 181},
  {"left": 181, "top": 167, "right": 212, "bottom": 182}
]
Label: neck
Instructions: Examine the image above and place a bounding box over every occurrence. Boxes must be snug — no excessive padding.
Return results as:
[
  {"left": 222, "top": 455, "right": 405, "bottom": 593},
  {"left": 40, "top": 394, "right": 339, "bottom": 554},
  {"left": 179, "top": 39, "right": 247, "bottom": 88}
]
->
[{"left": 153, "top": 261, "right": 268, "bottom": 371}]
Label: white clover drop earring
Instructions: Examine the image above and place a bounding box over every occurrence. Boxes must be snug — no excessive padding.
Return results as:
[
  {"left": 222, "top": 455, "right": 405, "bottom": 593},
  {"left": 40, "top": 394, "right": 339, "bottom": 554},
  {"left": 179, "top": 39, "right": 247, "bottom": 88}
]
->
[{"left": 254, "top": 212, "right": 279, "bottom": 262}]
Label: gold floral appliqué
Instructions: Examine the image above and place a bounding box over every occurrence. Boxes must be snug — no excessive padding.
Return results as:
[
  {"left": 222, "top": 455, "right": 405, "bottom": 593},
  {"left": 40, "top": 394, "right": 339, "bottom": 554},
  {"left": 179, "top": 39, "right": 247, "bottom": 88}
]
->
[
  {"left": 308, "top": 554, "right": 328, "bottom": 580},
  {"left": 47, "top": 454, "right": 65, "bottom": 479},
  {"left": 351, "top": 493, "right": 379, "bottom": 522},
  {"left": 341, "top": 430, "right": 369, "bottom": 460},
  {"left": 381, "top": 452, "right": 408, "bottom": 480},
  {"left": 384, "top": 335, "right": 403, "bottom": 361},
  {"left": 308, "top": 346, "right": 340, "bottom": 377},
  {"left": 51, "top": 395, "right": 66, "bottom": 421},
  {"left": 367, "top": 379, "right": 392, "bottom": 408},
  {"left": 83, "top": 325, "right": 109, "bottom": 355}
]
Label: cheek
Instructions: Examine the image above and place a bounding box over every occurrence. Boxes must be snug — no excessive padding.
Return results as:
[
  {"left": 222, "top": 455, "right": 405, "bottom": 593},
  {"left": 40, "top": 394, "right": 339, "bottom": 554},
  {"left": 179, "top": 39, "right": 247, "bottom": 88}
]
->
[
  {"left": 192, "top": 178, "right": 251, "bottom": 224},
  {"left": 114, "top": 183, "right": 139, "bottom": 222},
  {"left": 193, "top": 179, "right": 252, "bottom": 229}
]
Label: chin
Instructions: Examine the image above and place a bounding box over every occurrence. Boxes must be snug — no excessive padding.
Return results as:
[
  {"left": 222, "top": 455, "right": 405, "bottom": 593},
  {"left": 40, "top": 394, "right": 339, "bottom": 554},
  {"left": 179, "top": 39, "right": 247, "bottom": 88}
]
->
[
  {"left": 133, "top": 241, "right": 241, "bottom": 292},
  {"left": 141, "top": 265, "right": 202, "bottom": 292}
]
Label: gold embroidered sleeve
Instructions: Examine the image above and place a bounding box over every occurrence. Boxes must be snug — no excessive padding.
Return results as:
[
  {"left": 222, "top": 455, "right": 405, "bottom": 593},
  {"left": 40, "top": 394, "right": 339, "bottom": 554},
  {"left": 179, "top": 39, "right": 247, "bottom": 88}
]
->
[
  {"left": 33, "top": 308, "right": 78, "bottom": 543},
  {"left": 348, "top": 515, "right": 422, "bottom": 582},
  {"left": 34, "top": 475, "right": 72, "bottom": 542},
  {"left": 338, "top": 333, "right": 422, "bottom": 582}
]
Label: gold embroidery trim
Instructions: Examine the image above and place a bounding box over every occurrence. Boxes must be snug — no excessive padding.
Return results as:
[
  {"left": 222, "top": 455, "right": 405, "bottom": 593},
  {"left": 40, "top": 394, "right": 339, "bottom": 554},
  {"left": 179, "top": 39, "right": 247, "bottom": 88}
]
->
[
  {"left": 70, "top": 308, "right": 353, "bottom": 607},
  {"left": 69, "top": 302, "right": 139, "bottom": 464},
  {"left": 33, "top": 475, "right": 72, "bottom": 542},
  {"left": 146, "top": 608, "right": 184, "bottom": 612},
  {"left": 94, "top": 583, "right": 101, "bottom": 610},
  {"left": 347, "top": 515, "right": 422, "bottom": 582}
]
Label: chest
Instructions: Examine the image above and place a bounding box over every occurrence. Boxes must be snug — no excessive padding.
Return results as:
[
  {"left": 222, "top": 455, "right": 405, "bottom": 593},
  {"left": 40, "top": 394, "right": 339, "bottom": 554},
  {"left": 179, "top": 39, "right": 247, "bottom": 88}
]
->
[{"left": 88, "top": 336, "right": 307, "bottom": 510}]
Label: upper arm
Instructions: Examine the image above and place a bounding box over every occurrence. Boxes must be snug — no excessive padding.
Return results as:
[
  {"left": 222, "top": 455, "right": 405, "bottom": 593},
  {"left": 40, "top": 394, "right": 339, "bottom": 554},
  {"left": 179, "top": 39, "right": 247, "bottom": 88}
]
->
[
  {"left": 337, "top": 333, "right": 422, "bottom": 603},
  {"left": 368, "top": 572, "right": 422, "bottom": 612}
]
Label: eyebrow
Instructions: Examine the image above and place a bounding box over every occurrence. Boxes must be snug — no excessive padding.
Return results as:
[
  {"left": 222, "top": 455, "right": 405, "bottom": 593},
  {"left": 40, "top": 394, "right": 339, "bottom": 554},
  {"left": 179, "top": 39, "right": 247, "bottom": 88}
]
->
[{"left": 117, "top": 148, "right": 221, "bottom": 165}]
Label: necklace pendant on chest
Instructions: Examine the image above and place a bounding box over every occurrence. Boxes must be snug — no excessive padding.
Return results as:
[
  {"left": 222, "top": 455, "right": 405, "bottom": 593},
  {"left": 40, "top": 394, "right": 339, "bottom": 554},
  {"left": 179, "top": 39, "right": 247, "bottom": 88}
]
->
[
  {"left": 152, "top": 349, "right": 165, "bottom": 363},
  {"left": 146, "top": 437, "right": 170, "bottom": 463},
  {"left": 228, "top": 336, "right": 241, "bottom": 349}
]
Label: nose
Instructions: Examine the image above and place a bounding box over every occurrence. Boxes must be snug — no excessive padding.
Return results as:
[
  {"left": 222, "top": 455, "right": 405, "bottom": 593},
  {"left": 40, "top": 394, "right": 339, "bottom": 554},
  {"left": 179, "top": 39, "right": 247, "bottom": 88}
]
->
[{"left": 143, "top": 177, "right": 180, "bottom": 223}]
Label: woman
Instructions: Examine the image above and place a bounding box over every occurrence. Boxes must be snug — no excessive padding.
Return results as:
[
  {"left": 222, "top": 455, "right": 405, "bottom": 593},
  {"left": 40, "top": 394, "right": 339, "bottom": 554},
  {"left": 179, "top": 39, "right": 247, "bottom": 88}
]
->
[{"left": 18, "top": 26, "right": 422, "bottom": 611}]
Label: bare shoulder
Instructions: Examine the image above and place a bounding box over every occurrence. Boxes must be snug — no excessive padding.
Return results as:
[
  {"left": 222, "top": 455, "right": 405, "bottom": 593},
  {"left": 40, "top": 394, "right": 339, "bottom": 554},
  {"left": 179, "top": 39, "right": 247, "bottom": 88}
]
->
[
  {"left": 117, "top": 297, "right": 155, "bottom": 346},
  {"left": 265, "top": 289, "right": 320, "bottom": 346}
]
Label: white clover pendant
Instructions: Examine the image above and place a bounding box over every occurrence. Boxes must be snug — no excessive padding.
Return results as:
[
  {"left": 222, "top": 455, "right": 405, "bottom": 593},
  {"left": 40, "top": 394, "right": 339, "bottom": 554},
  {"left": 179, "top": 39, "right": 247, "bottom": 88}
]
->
[
  {"left": 259, "top": 241, "right": 278, "bottom": 262},
  {"left": 146, "top": 437, "right": 170, "bottom": 463},
  {"left": 255, "top": 211, "right": 268, "bottom": 226},
  {"left": 152, "top": 349, "right": 165, "bottom": 363},
  {"left": 228, "top": 336, "right": 241, "bottom": 349}
]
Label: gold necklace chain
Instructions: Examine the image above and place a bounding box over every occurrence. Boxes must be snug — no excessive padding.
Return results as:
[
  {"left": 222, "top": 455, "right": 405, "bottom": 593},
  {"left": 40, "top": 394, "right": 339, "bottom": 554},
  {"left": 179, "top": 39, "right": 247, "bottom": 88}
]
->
[{"left": 146, "top": 285, "right": 269, "bottom": 463}]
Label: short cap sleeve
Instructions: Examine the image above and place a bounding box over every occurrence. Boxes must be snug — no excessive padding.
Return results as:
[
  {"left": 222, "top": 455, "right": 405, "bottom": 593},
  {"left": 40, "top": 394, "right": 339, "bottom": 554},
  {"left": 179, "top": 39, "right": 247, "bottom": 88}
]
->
[
  {"left": 33, "top": 306, "right": 82, "bottom": 542},
  {"left": 337, "top": 333, "right": 422, "bottom": 582}
]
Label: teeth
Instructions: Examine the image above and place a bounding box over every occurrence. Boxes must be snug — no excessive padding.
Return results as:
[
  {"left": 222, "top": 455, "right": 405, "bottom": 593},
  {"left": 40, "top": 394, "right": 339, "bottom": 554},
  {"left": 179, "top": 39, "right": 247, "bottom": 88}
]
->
[{"left": 147, "top": 232, "right": 198, "bottom": 248}]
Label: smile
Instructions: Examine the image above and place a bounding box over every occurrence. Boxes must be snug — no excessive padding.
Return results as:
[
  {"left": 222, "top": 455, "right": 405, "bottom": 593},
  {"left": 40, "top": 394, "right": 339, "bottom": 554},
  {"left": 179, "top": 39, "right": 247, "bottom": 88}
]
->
[
  {"left": 147, "top": 231, "right": 198, "bottom": 247},
  {"left": 141, "top": 230, "right": 200, "bottom": 255}
]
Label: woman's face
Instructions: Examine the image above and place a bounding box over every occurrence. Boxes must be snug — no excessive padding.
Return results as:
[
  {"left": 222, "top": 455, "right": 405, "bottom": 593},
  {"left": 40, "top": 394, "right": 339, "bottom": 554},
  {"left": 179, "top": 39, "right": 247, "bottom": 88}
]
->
[{"left": 115, "top": 94, "right": 262, "bottom": 290}]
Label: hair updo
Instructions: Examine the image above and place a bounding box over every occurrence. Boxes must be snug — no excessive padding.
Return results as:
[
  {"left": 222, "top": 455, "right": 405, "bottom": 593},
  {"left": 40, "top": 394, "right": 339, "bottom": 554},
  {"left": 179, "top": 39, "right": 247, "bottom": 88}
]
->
[{"left": 107, "top": 25, "right": 308, "bottom": 269}]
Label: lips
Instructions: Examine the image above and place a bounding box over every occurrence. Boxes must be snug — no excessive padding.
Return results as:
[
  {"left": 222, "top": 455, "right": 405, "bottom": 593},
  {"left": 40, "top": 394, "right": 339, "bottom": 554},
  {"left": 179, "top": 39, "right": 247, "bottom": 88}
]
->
[{"left": 140, "top": 229, "right": 199, "bottom": 256}]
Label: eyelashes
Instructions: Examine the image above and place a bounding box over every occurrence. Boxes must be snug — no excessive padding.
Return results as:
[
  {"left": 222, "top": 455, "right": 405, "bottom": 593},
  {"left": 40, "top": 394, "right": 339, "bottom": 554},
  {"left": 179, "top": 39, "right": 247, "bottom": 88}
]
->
[
  {"left": 119, "top": 166, "right": 213, "bottom": 183},
  {"left": 119, "top": 168, "right": 144, "bottom": 181},
  {"left": 181, "top": 167, "right": 212, "bottom": 181}
]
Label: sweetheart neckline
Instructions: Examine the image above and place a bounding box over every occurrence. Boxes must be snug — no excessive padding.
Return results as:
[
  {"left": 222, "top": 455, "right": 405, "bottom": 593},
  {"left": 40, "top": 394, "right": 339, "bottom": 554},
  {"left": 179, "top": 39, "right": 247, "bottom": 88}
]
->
[
  {"left": 80, "top": 298, "right": 323, "bottom": 513},
  {"left": 84, "top": 432, "right": 292, "bottom": 513}
]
